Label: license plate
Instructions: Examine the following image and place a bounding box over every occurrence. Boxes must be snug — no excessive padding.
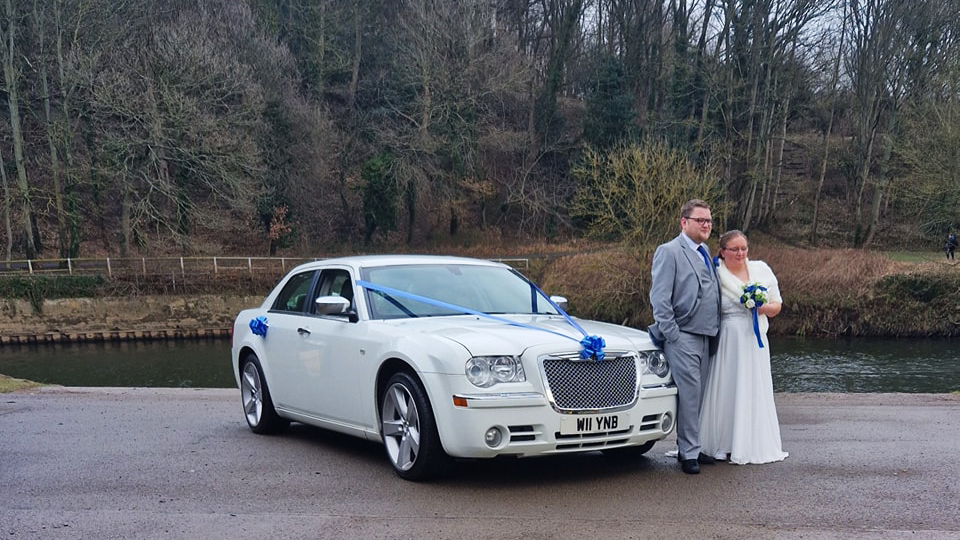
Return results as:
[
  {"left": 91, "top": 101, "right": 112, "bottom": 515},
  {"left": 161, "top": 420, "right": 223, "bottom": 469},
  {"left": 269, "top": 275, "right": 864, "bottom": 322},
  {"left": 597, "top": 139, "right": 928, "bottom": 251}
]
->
[{"left": 559, "top": 413, "right": 628, "bottom": 435}]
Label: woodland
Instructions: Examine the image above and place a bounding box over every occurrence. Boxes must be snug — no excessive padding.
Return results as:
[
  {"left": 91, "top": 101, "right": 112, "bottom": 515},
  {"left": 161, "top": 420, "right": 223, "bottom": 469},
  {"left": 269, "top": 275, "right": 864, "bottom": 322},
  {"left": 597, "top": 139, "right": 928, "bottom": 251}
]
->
[{"left": 2, "top": 0, "right": 960, "bottom": 261}]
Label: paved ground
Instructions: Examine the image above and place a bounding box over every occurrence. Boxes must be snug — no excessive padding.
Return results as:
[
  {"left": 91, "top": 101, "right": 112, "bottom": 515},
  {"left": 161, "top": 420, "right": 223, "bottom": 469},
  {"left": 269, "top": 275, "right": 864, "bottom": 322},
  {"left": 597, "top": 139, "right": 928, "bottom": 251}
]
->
[{"left": 1, "top": 388, "right": 958, "bottom": 540}]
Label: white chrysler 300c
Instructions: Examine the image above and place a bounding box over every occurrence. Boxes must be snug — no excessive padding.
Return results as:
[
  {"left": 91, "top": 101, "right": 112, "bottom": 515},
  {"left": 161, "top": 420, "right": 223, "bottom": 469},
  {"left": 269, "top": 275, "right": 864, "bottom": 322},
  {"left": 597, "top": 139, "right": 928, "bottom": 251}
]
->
[{"left": 231, "top": 255, "right": 677, "bottom": 480}]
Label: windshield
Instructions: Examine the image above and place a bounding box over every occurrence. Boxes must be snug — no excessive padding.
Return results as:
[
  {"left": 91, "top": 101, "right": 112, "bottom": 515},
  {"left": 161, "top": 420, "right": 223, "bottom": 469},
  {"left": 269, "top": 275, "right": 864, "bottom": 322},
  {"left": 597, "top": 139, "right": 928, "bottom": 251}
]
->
[{"left": 361, "top": 264, "right": 561, "bottom": 319}]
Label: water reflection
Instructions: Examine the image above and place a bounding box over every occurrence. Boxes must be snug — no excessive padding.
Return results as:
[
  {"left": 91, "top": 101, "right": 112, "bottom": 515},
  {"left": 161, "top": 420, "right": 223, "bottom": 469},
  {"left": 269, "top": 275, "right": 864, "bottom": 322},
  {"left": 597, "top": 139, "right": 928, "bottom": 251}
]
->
[
  {"left": 0, "top": 337, "right": 957, "bottom": 392},
  {"left": 771, "top": 337, "right": 959, "bottom": 393},
  {"left": 0, "top": 339, "right": 234, "bottom": 388}
]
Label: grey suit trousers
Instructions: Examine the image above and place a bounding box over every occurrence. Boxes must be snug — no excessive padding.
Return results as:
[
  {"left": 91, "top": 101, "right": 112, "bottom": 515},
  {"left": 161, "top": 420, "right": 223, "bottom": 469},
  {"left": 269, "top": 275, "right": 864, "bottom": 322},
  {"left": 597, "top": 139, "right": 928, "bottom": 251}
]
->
[{"left": 665, "top": 331, "right": 712, "bottom": 461}]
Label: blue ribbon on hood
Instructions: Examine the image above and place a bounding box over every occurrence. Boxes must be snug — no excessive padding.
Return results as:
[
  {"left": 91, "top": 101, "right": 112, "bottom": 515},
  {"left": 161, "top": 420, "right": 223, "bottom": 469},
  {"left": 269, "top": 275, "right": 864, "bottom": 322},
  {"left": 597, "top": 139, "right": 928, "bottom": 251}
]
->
[{"left": 356, "top": 279, "right": 606, "bottom": 361}]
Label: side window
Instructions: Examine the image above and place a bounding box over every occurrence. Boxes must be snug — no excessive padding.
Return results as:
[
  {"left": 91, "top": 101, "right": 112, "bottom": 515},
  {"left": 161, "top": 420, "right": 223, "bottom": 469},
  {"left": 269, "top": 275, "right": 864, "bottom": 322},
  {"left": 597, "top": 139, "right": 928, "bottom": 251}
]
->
[
  {"left": 312, "top": 270, "right": 354, "bottom": 314},
  {"left": 271, "top": 271, "right": 316, "bottom": 313}
]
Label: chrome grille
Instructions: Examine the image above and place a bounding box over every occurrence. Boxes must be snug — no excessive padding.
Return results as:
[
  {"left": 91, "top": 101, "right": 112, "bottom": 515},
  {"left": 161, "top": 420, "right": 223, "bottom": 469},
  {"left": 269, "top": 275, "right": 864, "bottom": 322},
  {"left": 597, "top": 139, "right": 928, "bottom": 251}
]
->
[{"left": 541, "top": 352, "right": 637, "bottom": 411}]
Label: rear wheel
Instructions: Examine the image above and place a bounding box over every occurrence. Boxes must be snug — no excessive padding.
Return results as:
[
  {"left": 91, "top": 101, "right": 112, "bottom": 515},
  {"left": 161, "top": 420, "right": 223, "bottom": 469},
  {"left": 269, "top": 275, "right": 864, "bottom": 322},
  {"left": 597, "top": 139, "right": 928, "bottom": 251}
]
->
[
  {"left": 380, "top": 372, "right": 450, "bottom": 481},
  {"left": 240, "top": 354, "right": 289, "bottom": 434}
]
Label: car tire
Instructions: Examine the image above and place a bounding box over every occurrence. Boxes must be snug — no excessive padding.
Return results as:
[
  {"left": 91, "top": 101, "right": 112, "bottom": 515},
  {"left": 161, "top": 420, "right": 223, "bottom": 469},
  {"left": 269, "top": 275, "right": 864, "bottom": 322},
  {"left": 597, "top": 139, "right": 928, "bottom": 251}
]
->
[
  {"left": 240, "top": 354, "right": 289, "bottom": 434},
  {"left": 380, "top": 371, "right": 450, "bottom": 481},
  {"left": 602, "top": 439, "right": 656, "bottom": 459}
]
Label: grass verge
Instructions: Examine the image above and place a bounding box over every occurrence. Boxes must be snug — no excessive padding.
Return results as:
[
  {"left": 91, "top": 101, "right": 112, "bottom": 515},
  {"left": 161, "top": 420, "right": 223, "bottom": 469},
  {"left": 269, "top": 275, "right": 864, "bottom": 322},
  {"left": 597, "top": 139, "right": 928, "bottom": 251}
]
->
[{"left": 0, "top": 374, "right": 44, "bottom": 393}]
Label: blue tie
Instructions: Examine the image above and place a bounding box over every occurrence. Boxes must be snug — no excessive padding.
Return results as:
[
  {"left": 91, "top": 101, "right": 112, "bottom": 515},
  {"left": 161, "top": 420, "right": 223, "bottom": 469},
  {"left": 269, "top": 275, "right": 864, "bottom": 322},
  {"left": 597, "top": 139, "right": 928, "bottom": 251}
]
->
[{"left": 697, "top": 245, "right": 712, "bottom": 270}]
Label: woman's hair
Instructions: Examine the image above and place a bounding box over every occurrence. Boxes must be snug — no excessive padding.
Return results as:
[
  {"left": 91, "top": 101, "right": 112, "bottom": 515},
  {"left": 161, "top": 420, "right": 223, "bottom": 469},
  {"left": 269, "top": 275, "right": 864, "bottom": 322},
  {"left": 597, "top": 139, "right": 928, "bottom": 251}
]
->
[{"left": 717, "top": 230, "right": 747, "bottom": 258}]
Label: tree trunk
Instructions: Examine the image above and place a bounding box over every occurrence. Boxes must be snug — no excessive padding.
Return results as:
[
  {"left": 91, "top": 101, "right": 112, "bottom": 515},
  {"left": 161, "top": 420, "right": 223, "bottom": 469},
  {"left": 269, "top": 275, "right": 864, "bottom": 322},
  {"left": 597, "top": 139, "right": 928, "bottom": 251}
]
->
[
  {"left": 1, "top": 0, "right": 37, "bottom": 258},
  {"left": 347, "top": 2, "right": 361, "bottom": 112},
  {"left": 811, "top": 6, "right": 847, "bottom": 246},
  {"left": 55, "top": 0, "right": 80, "bottom": 257},
  {"left": 120, "top": 183, "right": 132, "bottom": 258},
  {"left": 862, "top": 108, "right": 899, "bottom": 248},
  {"left": 0, "top": 145, "right": 12, "bottom": 261},
  {"left": 34, "top": 1, "right": 69, "bottom": 260}
]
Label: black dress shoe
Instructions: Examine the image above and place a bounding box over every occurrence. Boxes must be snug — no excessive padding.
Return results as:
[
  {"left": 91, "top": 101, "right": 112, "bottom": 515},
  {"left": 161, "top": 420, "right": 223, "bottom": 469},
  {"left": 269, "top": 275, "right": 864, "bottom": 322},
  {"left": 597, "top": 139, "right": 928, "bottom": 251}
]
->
[
  {"left": 680, "top": 459, "right": 700, "bottom": 474},
  {"left": 698, "top": 453, "right": 716, "bottom": 465}
]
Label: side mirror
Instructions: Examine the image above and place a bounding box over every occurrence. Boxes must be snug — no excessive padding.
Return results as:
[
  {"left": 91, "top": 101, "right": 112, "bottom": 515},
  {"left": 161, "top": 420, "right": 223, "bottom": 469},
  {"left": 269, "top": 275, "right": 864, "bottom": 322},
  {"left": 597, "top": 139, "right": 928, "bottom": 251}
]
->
[
  {"left": 315, "top": 295, "right": 352, "bottom": 316},
  {"left": 550, "top": 295, "right": 569, "bottom": 312}
]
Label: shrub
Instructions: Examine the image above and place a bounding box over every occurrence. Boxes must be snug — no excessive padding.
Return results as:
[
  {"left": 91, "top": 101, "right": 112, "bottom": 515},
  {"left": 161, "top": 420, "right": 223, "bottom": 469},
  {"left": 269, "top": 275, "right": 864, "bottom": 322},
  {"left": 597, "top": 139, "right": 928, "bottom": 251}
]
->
[
  {"left": 571, "top": 141, "right": 726, "bottom": 247},
  {"left": 0, "top": 275, "right": 105, "bottom": 313}
]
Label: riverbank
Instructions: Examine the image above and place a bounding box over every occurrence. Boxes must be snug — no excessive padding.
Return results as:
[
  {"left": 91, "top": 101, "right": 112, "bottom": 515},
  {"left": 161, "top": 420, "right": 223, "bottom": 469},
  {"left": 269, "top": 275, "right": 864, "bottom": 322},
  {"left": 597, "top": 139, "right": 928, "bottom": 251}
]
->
[
  {"left": 0, "top": 295, "right": 259, "bottom": 345},
  {"left": 2, "top": 245, "right": 958, "bottom": 341}
]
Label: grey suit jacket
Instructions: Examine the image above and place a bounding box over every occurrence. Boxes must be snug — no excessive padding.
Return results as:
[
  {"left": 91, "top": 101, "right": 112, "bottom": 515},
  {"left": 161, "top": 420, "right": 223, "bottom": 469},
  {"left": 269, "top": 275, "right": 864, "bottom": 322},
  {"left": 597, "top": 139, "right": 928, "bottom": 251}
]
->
[{"left": 648, "top": 234, "right": 721, "bottom": 344}]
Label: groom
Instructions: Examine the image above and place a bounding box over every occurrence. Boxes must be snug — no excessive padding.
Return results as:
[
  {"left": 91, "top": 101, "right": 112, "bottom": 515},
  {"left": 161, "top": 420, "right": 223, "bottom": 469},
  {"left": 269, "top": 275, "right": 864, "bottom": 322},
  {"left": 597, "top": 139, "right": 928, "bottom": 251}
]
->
[{"left": 648, "top": 199, "right": 722, "bottom": 474}]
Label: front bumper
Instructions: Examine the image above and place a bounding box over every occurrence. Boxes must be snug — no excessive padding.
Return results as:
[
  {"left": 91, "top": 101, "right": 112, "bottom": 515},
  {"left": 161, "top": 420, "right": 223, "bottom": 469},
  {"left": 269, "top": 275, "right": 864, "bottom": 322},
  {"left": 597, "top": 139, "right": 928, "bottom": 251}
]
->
[{"left": 426, "top": 373, "right": 677, "bottom": 459}]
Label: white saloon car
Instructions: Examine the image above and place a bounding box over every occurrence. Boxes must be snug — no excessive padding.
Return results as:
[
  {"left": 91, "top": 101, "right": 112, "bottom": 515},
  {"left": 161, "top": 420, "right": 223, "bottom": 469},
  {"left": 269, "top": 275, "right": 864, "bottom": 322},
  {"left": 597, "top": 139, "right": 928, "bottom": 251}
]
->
[{"left": 231, "top": 255, "right": 677, "bottom": 480}]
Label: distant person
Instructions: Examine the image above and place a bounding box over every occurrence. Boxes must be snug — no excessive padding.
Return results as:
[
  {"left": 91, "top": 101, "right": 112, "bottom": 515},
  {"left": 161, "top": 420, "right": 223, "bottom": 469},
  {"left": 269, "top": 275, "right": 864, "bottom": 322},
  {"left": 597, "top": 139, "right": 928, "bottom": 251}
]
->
[
  {"left": 648, "top": 199, "right": 722, "bottom": 475},
  {"left": 946, "top": 232, "right": 957, "bottom": 260},
  {"left": 699, "top": 230, "right": 788, "bottom": 465}
]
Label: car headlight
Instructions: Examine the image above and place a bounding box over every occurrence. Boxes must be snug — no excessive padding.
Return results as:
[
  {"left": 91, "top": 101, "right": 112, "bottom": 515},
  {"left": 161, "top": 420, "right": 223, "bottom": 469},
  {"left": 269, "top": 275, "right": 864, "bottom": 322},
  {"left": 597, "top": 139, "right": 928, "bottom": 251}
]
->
[
  {"left": 465, "top": 356, "right": 526, "bottom": 388},
  {"left": 639, "top": 350, "right": 670, "bottom": 378}
]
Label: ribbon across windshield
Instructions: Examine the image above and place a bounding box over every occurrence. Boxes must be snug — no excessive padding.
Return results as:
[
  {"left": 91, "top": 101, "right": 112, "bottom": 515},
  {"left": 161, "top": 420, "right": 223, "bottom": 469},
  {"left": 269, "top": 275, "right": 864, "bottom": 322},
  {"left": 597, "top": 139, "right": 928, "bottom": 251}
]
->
[{"left": 356, "top": 279, "right": 607, "bottom": 361}]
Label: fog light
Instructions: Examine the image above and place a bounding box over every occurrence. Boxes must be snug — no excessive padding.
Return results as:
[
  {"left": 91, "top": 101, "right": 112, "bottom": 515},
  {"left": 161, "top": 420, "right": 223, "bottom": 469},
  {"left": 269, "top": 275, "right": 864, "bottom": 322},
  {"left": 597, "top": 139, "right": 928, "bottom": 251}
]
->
[
  {"left": 661, "top": 412, "right": 674, "bottom": 433},
  {"left": 484, "top": 427, "right": 503, "bottom": 448}
]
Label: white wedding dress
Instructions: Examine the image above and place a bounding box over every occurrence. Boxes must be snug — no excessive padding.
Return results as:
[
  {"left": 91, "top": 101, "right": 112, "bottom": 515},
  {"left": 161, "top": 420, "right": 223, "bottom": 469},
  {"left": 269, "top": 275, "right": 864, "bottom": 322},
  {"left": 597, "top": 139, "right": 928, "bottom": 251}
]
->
[{"left": 699, "top": 260, "right": 788, "bottom": 465}]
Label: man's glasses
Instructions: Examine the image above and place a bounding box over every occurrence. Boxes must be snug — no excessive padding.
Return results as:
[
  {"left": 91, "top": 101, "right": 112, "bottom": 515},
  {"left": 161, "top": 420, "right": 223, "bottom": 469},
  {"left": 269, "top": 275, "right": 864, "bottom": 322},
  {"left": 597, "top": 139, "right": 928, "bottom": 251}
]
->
[{"left": 683, "top": 216, "right": 713, "bottom": 226}]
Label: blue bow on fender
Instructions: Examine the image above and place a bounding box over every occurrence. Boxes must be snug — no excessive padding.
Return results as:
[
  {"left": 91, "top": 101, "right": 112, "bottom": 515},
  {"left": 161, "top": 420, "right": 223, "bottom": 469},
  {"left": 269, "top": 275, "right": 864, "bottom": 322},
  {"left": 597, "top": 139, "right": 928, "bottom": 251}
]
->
[{"left": 249, "top": 316, "right": 268, "bottom": 338}]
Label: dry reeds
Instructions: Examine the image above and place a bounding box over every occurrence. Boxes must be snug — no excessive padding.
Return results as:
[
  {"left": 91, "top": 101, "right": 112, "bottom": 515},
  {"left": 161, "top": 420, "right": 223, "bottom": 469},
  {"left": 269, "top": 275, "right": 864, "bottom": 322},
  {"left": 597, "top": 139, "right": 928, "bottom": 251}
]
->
[
  {"left": 538, "top": 241, "right": 960, "bottom": 338},
  {"left": 750, "top": 246, "right": 907, "bottom": 301}
]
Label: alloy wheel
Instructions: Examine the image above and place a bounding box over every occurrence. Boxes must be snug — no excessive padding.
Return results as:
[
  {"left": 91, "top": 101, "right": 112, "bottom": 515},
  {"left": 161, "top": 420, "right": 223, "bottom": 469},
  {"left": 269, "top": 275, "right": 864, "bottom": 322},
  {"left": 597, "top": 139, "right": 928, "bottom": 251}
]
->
[
  {"left": 381, "top": 382, "right": 421, "bottom": 471},
  {"left": 241, "top": 361, "right": 264, "bottom": 428}
]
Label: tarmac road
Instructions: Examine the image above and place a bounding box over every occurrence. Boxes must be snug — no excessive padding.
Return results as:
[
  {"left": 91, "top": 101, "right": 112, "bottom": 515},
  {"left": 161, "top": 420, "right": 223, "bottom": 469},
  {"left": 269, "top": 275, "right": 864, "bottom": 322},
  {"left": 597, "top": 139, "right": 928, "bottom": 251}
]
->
[{"left": 1, "top": 388, "right": 958, "bottom": 540}]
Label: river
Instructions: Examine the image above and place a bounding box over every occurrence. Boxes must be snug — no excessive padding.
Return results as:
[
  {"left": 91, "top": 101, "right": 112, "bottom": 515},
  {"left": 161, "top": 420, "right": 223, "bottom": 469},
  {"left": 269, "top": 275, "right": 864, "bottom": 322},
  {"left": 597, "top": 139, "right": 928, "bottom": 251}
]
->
[{"left": 0, "top": 337, "right": 957, "bottom": 393}]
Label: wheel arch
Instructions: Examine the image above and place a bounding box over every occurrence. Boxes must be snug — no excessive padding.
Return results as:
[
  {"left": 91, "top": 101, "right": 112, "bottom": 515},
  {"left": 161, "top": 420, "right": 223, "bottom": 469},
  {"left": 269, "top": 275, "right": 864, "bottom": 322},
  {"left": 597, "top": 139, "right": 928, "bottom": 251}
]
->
[
  {"left": 236, "top": 345, "right": 259, "bottom": 380},
  {"left": 375, "top": 357, "right": 420, "bottom": 413}
]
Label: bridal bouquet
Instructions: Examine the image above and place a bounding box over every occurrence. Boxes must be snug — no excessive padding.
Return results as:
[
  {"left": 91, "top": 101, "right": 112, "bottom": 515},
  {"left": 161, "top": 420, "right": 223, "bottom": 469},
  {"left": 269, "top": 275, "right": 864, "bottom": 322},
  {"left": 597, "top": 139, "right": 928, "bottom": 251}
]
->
[
  {"left": 739, "top": 282, "right": 768, "bottom": 309},
  {"left": 740, "top": 282, "right": 768, "bottom": 348}
]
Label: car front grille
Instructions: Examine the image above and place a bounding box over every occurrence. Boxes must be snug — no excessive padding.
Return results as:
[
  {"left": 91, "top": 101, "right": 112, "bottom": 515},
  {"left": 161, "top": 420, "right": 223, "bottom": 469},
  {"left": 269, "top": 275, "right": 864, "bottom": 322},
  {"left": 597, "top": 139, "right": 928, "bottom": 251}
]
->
[{"left": 540, "top": 351, "right": 638, "bottom": 411}]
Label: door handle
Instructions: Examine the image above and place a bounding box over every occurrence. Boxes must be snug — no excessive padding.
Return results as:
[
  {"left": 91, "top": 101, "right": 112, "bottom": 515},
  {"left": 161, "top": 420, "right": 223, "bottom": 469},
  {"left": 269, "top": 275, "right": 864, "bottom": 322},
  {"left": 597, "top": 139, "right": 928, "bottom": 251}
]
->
[{"left": 297, "top": 327, "right": 311, "bottom": 336}]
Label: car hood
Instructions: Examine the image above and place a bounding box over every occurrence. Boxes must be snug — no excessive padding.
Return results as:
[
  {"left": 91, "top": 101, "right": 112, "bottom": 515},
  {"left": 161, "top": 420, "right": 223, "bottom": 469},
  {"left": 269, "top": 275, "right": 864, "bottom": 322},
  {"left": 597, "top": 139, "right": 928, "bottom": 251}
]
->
[{"left": 401, "top": 314, "right": 654, "bottom": 357}]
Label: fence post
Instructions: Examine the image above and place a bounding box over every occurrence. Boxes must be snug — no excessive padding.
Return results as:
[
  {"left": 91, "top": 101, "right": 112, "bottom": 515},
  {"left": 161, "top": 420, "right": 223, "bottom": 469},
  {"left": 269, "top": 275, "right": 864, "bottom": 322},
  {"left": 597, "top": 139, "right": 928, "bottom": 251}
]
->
[
  {"left": 214, "top": 257, "right": 218, "bottom": 274},
  {"left": 180, "top": 257, "right": 184, "bottom": 275},
  {"left": 142, "top": 258, "right": 146, "bottom": 275},
  {"left": 107, "top": 258, "right": 112, "bottom": 277},
  {"left": 248, "top": 257, "right": 252, "bottom": 273},
  {"left": 28, "top": 260, "right": 33, "bottom": 274}
]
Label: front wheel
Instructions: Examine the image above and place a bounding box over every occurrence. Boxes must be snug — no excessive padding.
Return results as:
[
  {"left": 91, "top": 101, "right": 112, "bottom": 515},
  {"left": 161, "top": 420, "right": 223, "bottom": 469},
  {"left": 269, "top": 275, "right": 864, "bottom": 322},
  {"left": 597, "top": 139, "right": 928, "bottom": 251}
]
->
[
  {"left": 240, "top": 354, "right": 289, "bottom": 434},
  {"left": 380, "top": 372, "right": 450, "bottom": 481}
]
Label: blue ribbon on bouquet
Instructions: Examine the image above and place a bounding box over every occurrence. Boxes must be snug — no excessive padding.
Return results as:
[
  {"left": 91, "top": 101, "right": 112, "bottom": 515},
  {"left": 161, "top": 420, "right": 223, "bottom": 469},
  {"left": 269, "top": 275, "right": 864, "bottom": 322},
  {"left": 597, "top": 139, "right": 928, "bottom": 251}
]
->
[
  {"left": 751, "top": 308, "right": 764, "bottom": 348},
  {"left": 356, "top": 280, "right": 606, "bottom": 361}
]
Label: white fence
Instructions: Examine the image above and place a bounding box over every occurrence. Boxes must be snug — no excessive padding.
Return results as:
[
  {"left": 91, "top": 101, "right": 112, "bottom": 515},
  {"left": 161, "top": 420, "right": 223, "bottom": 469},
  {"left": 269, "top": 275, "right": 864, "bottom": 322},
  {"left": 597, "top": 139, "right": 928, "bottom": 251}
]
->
[{"left": 0, "top": 256, "right": 530, "bottom": 277}]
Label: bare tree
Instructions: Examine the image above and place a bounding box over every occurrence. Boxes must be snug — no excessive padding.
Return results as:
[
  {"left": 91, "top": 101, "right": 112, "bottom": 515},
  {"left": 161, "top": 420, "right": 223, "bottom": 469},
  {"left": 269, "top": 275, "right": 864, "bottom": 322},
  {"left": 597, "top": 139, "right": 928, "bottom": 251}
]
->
[
  {"left": 0, "top": 0, "right": 37, "bottom": 257},
  {"left": 0, "top": 144, "right": 11, "bottom": 260},
  {"left": 811, "top": 4, "right": 847, "bottom": 246}
]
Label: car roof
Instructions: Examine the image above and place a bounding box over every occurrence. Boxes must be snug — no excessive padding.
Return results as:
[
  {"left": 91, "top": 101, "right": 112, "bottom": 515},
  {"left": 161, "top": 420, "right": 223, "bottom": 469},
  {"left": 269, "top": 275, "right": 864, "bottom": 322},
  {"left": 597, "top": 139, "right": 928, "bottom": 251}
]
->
[{"left": 288, "top": 254, "right": 510, "bottom": 273}]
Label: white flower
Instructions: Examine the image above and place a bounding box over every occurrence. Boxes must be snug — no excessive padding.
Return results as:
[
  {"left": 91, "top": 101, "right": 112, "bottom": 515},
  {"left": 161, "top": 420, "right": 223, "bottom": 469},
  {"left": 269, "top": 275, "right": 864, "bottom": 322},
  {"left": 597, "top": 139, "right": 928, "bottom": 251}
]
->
[{"left": 744, "top": 299, "right": 756, "bottom": 309}]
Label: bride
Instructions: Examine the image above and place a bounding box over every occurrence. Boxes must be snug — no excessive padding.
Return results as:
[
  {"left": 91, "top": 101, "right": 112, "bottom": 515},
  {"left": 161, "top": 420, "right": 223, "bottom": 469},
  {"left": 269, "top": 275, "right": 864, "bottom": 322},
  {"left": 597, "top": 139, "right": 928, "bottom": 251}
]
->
[{"left": 699, "top": 230, "right": 789, "bottom": 464}]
